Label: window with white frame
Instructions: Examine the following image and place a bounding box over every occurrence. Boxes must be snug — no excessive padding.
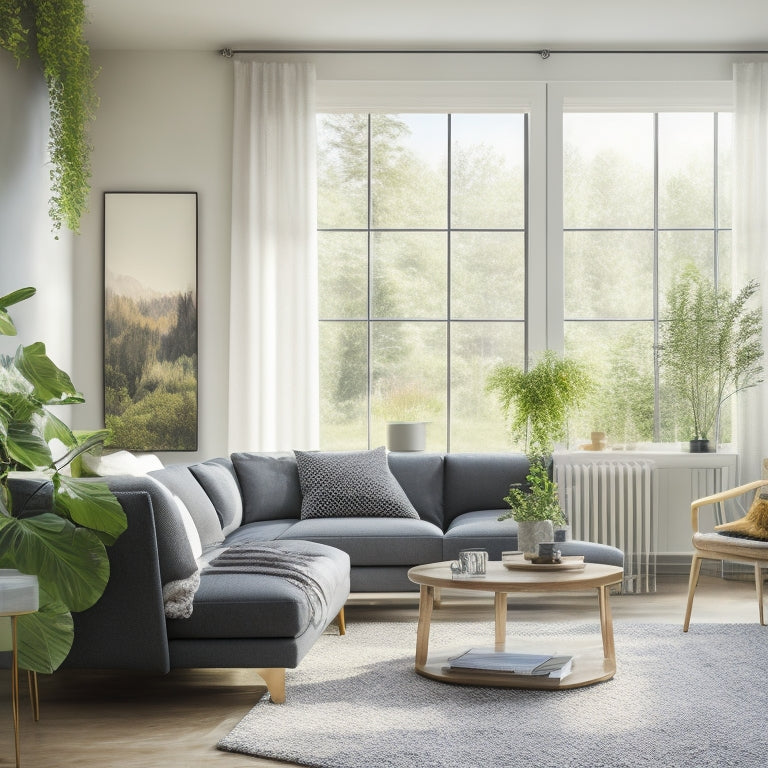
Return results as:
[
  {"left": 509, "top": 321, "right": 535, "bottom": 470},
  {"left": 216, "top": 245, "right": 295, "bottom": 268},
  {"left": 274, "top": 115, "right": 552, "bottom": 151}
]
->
[
  {"left": 317, "top": 112, "right": 527, "bottom": 451},
  {"left": 561, "top": 111, "right": 732, "bottom": 446},
  {"left": 316, "top": 82, "right": 733, "bottom": 452}
]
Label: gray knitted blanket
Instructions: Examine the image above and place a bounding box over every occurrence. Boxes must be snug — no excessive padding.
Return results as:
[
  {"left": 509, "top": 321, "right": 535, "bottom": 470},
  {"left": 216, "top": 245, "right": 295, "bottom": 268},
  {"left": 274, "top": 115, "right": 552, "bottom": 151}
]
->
[{"left": 205, "top": 543, "right": 335, "bottom": 626}]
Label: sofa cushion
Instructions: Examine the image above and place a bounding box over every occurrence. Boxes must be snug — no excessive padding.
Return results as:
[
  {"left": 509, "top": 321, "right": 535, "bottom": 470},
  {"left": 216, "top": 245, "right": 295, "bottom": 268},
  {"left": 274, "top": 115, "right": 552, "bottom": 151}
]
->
[
  {"left": 149, "top": 465, "right": 224, "bottom": 549},
  {"left": 277, "top": 517, "right": 444, "bottom": 566},
  {"left": 388, "top": 452, "right": 444, "bottom": 528},
  {"left": 294, "top": 447, "right": 419, "bottom": 520},
  {"left": 173, "top": 494, "right": 203, "bottom": 560},
  {"left": 168, "top": 540, "right": 350, "bottom": 640},
  {"left": 104, "top": 475, "right": 199, "bottom": 585},
  {"left": 443, "top": 453, "right": 530, "bottom": 526},
  {"left": 189, "top": 460, "right": 243, "bottom": 535},
  {"left": 224, "top": 519, "right": 299, "bottom": 545},
  {"left": 443, "top": 509, "right": 520, "bottom": 560},
  {"left": 231, "top": 452, "right": 302, "bottom": 523}
]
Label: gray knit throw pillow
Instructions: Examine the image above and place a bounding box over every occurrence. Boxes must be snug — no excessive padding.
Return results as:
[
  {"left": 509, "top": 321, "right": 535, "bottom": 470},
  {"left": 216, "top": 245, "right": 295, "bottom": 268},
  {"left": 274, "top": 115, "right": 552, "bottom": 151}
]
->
[{"left": 294, "top": 447, "right": 419, "bottom": 519}]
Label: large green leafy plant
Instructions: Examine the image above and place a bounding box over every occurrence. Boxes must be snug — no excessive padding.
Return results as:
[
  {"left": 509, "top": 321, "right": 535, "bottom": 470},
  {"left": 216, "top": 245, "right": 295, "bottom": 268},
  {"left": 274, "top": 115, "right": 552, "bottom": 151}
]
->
[
  {"left": 0, "top": 0, "right": 98, "bottom": 234},
  {"left": 487, "top": 351, "right": 592, "bottom": 524},
  {"left": 0, "top": 287, "right": 125, "bottom": 673},
  {"left": 659, "top": 265, "right": 763, "bottom": 445}
]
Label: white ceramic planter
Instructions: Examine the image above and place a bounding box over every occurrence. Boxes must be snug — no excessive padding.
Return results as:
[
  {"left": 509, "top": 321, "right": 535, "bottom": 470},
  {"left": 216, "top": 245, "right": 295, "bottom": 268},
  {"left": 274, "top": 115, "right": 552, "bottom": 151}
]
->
[
  {"left": 517, "top": 520, "right": 555, "bottom": 559},
  {"left": 386, "top": 422, "right": 427, "bottom": 452}
]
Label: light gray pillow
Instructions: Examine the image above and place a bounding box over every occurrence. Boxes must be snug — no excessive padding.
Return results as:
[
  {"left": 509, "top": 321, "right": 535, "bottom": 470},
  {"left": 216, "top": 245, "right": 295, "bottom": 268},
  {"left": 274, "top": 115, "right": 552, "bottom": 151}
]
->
[
  {"left": 189, "top": 461, "right": 243, "bottom": 536},
  {"left": 294, "top": 447, "right": 419, "bottom": 520}
]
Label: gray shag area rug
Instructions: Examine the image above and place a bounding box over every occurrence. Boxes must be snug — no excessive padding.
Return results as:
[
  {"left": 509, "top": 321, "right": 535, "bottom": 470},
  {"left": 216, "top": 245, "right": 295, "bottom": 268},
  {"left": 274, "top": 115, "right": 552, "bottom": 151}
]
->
[{"left": 218, "top": 620, "right": 768, "bottom": 768}]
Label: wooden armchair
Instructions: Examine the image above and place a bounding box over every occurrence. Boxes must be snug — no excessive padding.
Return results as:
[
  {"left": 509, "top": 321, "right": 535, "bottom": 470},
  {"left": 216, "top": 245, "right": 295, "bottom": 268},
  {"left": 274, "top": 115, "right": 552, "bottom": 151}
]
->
[{"left": 684, "top": 478, "right": 768, "bottom": 631}]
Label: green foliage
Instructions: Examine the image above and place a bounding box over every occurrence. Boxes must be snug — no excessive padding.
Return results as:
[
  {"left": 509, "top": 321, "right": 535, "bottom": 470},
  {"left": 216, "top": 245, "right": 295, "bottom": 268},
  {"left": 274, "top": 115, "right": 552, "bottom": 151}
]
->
[
  {"left": 0, "top": 287, "right": 125, "bottom": 673},
  {"left": 0, "top": 0, "right": 29, "bottom": 63},
  {"left": 106, "top": 389, "right": 197, "bottom": 451},
  {"left": 104, "top": 290, "right": 198, "bottom": 450},
  {"left": 500, "top": 458, "right": 565, "bottom": 525},
  {"left": 486, "top": 350, "right": 593, "bottom": 457},
  {"left": 0, "top": 0, "right": 97, "bottom": 234},
  {"left": 372, "top": 380, "right": 442, "bottom": 422},
  {"left": 487, "top": 352, "right": 592, "bottom": 526},
  {"left": 658, "top": 265, "right": 763, "bottom": 441}
]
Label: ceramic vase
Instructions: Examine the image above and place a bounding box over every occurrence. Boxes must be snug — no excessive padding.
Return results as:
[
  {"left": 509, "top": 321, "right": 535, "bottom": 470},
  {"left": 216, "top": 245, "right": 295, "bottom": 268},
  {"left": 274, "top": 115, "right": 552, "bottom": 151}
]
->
[
  {"left": 517, "top": 519, "right": 554, "bottom": 559},
  {"left": 386, "top": 422, "right": 427, "bottom": 452}
]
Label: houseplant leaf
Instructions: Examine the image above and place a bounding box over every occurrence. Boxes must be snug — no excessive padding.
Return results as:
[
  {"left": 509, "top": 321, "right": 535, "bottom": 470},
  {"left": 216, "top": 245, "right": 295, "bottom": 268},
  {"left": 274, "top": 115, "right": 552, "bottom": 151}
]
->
[
  {"left": 0, "top": 287, "right": 36, "bottom": 336},
  {"left": 6, "top": 418, "right": 53, "bottom": 469},
  {"left": 53, "top": 475, "right": 127, "bottom": 544},
  {"left": 16, "top": 589, "right": 74, "bottom": 674},
  {"left": 14, "top": 342, "right": 85, "bottom": 405},
  {"left": 0, "top": 512, "right": 109, "bottom": 612}
]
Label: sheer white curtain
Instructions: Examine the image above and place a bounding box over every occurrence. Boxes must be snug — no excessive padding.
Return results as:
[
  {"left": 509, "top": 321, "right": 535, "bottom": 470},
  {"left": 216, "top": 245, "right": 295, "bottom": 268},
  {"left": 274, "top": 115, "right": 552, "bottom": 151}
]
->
[
  {"left": 733, "top": 62, "right": 768, "bottom": 481},
  {"left": 228, "top": 60, "right": 319, "bottom": 452}
]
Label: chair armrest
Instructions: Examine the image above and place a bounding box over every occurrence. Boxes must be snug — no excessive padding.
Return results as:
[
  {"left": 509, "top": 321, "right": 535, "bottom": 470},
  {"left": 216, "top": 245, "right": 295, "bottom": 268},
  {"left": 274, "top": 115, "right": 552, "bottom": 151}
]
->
[{"left": 690, "top": 478, "right": 768, "bottom": 532}]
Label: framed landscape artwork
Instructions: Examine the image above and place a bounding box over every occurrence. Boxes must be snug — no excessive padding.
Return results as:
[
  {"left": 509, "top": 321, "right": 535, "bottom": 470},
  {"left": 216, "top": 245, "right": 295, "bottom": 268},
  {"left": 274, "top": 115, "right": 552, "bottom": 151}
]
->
[{"left": 104, "top": 191, "right": 198, "bottom": 451}]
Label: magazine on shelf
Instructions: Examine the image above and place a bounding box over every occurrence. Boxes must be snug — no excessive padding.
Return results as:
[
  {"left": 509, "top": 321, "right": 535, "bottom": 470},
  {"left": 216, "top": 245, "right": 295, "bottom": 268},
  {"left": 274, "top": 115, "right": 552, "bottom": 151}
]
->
[{"left": 446, "top": 648, "right": 573, "bottom": 679}]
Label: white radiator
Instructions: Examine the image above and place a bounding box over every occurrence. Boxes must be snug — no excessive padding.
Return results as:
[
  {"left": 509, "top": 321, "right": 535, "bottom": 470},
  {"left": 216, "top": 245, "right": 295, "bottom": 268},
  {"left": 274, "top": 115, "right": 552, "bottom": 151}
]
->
[{"left": 555, "top": 461, "right": 657, "bottom": 593}]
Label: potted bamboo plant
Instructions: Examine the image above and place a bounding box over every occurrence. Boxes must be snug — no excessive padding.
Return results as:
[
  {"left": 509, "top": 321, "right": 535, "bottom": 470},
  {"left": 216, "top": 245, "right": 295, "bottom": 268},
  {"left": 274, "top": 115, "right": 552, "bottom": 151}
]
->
[
  {"left": 486, "top": 351, "right": 592, "bottom": 556},
  {"left": 658, "top": 265, "right": 763, "bottom": 452}
]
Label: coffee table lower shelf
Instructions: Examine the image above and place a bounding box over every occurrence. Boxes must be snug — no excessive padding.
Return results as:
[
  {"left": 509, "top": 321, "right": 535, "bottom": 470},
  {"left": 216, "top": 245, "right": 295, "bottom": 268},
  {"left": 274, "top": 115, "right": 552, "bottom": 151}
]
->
[{"left": 415, "top": 637, "right": 616, "bottom": 690}]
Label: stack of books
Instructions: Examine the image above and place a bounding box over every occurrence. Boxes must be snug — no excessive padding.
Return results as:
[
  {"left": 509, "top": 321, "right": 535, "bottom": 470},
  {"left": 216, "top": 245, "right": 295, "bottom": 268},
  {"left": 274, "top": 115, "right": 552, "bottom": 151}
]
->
[{"left": 446, "top": 648, "right": 573, "bottom": 680}]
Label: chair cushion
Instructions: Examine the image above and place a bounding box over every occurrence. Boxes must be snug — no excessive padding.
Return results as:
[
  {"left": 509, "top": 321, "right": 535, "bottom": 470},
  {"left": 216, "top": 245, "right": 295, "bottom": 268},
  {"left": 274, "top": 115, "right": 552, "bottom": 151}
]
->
[
  {"left": 694, "top": 531, "right": 768, "bottom": 559},
  {"left": 294, "top": 447, "right": 419, "bottom": 520},
  {"left": 715, "top": 493, "right": 768, "bottom": 541}
]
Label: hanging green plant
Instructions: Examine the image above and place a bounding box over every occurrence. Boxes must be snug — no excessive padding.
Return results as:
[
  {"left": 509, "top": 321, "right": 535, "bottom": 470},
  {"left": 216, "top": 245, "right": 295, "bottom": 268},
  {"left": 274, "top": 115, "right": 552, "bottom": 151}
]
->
[{"left": 0, "top": 0, "right": 97, "bottom": 234}]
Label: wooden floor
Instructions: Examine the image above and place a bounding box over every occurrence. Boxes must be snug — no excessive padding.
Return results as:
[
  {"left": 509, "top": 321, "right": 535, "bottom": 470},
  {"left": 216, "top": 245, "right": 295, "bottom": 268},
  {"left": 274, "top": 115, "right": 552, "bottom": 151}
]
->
[{"left": 1, "top": 572, "right": 764, "bottom": 768}]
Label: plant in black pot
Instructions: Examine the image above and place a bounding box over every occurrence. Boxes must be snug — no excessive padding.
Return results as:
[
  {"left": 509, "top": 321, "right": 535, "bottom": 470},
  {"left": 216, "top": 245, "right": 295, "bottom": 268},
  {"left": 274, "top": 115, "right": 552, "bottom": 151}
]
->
[
  {"left": 658, "top": 265, "right": 763, "bottom": 453},
  {"left": 487, "top": 351, "right": 592, "bottom": 556},
  {"left": 0, "top": 288, "right": 125, "bottom": 674}
]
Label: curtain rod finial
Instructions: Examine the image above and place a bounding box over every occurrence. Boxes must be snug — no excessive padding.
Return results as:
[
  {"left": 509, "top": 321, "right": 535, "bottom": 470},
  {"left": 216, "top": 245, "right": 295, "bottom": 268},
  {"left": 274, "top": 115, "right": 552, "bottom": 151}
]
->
[
  {"left": 220, "top": 48, "right": 233, "bottom": 58},
  {"left": 540, "top": 49, "right": 551, "bottom": 59}
]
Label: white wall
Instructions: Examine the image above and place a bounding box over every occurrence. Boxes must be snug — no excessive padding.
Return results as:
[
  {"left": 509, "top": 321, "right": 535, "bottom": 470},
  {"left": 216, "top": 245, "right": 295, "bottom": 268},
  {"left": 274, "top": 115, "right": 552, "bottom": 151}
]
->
[
  {"left": 0, "top": 54, "right": 74, "bottom": 396},
  {"left": 72, "top": 51, "right": 234, "bottom": 461},
  {"left": 9, "top": 46, "right": 752, "bottom": 461}
]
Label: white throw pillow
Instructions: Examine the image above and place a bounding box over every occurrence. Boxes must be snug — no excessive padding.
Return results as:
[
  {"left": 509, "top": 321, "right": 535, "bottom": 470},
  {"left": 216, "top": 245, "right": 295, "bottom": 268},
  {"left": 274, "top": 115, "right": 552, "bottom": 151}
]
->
[{"left": 81, "top": 450, "right": 164, "bottom": 476}]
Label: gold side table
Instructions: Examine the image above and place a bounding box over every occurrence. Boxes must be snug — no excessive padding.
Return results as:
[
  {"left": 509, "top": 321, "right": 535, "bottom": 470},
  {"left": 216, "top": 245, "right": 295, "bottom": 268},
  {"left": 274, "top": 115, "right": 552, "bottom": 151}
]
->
[{"left": 1, "top": 571, "right": 40, "bottom": 768}]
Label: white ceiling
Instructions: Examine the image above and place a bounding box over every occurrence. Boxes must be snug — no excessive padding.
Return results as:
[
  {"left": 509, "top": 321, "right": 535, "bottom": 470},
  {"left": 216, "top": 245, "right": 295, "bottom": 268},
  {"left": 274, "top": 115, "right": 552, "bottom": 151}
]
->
[{"left": 84, "top": 0, "right": 768, "bottom": 53}]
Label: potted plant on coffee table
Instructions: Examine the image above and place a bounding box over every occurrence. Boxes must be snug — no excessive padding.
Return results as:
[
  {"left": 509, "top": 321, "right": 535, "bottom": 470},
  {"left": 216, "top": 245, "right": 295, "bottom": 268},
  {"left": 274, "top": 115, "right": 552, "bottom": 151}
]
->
[
  {"left": 658, "top": 265, "right": 763, "bottom": 452},
  {"left": 487, "top": 351, "right": 592, "bottom": 556}
]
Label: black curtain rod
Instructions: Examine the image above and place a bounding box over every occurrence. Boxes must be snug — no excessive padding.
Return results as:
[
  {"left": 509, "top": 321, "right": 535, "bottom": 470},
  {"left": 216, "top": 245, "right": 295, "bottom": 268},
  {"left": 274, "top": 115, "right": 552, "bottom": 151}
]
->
[{"left": 220, "top": 48, "right": 768, "bottom": 58}]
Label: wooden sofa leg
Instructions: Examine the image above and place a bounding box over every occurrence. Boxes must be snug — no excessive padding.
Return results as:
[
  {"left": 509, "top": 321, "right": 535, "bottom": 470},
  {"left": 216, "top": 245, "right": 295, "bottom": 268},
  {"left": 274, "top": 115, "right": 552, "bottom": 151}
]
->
[
  {"left": 336, "top": 607, "right": 346, "bottom": 635},
  {"left": 256, "top": 668, "right": 286, "bottom": 704},
  {"left": 755, "top": 565, "right": 765, "bottom": 626}
]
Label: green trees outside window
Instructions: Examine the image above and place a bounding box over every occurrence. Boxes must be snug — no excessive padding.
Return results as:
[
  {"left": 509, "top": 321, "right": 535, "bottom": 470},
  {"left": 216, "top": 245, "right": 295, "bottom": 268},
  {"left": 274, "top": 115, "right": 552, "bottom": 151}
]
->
[{"left": 317, "top": 108, "right": 738, "bottom": 452}]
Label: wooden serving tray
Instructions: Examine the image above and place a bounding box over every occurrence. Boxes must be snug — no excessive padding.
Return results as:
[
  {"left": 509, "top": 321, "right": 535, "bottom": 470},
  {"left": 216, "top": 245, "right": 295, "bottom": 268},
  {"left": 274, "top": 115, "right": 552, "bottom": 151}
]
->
[{"left": 502, "top": 555, "right": 586, "bottom": 572}]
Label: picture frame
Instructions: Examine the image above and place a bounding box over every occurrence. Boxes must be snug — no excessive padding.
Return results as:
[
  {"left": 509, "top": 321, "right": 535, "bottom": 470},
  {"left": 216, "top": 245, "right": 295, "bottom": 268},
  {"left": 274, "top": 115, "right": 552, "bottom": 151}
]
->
[{"left": 103, "top": 191, "right": 198, "bottom": 451}]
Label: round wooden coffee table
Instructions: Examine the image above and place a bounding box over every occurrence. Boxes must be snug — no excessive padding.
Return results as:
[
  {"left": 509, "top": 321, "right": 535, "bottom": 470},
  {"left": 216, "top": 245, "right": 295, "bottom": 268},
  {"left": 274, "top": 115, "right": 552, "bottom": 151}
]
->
[{"left": 407, "top": 560, "right": 624, "bottom": 690}]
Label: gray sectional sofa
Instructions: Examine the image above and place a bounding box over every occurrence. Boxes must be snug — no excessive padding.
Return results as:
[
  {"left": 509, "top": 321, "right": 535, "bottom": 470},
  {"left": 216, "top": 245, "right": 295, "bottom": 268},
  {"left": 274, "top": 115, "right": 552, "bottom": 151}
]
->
[{"left": 9, "top": 449, "right": 623, "bottom": 703}]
